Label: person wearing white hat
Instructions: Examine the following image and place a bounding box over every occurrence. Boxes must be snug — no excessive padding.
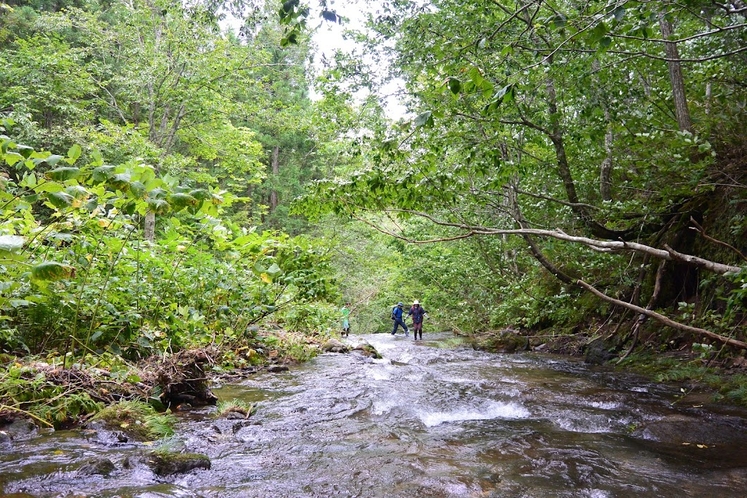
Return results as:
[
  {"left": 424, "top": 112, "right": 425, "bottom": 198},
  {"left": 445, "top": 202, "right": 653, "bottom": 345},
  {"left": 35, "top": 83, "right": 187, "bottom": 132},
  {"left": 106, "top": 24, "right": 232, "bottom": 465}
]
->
[{"left": 407, "top": 300, "right": 428, "bottom": 341}]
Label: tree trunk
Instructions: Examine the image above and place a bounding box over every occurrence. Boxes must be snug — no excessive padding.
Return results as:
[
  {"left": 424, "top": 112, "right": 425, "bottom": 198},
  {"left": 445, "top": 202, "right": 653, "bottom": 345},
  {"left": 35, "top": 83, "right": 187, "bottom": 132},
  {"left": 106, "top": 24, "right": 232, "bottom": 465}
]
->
[
  {"left": 600, "top": 109, "right": 613, "bottom": 202},
  {"left": 144, "top": 211, "right": 156, "bottom": 242},
  {"left": 544, "top": 74, "right": 626, "bottom": 239},
  {"left": 269, "top": 145, "right": 280, "bottom": 213},
  {"left": 659, "top": 15, "right": 693, "bottom": 133}
]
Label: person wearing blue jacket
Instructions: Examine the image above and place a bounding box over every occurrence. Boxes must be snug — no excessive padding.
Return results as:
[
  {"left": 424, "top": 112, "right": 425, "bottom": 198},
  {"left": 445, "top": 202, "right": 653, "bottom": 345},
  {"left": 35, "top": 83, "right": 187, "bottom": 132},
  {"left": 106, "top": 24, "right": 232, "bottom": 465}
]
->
[{"left": 391, "top": 302, "right": 409, "bottom": 336}]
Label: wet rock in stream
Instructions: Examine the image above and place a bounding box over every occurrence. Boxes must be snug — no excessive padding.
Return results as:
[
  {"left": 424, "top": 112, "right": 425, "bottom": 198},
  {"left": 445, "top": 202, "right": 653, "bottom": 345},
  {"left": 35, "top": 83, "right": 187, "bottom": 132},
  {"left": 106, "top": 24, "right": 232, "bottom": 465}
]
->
[
  {"left": 147, "top": 451, "right": 211, "bottom": 476},
  {"left": 321, "top": 338, "right": 349, "bottom": 353},
  {"left": 632, "top": 413, "right": 747, "bottom": 446},
  {"left": 1, "top": 418, "right": 38, "bottom": 442},
  {"left": 352, "top": 342, "right": 382, "bottom": 359},
  {"left": 123, "top": 451, "right": 211, "bottom": 476},
  {"left": 77, "top": 457, "right": 116, "bottom": 476}
]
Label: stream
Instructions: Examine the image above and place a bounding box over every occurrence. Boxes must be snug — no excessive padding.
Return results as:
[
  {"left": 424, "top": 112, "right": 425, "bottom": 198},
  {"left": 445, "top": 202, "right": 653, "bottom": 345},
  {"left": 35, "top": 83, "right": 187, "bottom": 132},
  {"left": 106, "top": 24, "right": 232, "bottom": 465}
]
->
[{"left": 2, "top": 332, "right": 747, "bottom": 497}]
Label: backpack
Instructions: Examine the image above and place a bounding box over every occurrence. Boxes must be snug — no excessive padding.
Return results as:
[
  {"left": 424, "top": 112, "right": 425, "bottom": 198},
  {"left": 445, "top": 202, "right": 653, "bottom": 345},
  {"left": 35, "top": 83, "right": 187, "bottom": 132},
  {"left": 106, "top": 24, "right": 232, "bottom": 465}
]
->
[{"left": 390, "top": 306, "right": 397, "bottom": 320}]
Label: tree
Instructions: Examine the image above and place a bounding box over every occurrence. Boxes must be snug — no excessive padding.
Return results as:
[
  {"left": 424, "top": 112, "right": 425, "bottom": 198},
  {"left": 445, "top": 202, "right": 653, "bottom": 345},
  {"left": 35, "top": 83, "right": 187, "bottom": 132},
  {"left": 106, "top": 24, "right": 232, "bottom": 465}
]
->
[{"left": 297, "top": 0, "right": 747, "bottom": 348}]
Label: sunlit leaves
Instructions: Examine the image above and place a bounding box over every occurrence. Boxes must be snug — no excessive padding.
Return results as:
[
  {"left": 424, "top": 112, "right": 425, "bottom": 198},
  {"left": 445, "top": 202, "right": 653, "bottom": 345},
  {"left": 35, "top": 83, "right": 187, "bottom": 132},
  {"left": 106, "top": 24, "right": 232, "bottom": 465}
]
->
[
  {"left": 46, "top": 167, "right": 80, "bottom": 181},
  {"left": 413, "top": 111, "right": 434, "bottom": 128},
  {"left": 46, "top": 191, "right": 74, "bottom": 209},
  {"left": 483, "top": 85, "right": 515, "bottom": 114},
  {"left": 168, "top": 193, "right": 198, "bottom": 211},
  {"left": 31, "top": 262, "right": 75, "bottom": 281}
]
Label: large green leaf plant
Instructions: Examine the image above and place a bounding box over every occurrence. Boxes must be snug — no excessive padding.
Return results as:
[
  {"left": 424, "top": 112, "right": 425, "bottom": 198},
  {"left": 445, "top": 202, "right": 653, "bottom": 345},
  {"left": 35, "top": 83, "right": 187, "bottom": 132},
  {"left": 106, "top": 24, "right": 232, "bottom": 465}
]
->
[{"left": 1, "top": 124, "right": 336, "bottom": 357}]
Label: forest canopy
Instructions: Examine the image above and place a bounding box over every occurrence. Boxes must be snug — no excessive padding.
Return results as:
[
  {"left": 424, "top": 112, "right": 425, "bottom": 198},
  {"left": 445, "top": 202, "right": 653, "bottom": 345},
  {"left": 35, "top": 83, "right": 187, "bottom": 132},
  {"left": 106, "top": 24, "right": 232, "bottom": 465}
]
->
[{"left": 297, "top": 0, "right": 747, "bottom": 349}]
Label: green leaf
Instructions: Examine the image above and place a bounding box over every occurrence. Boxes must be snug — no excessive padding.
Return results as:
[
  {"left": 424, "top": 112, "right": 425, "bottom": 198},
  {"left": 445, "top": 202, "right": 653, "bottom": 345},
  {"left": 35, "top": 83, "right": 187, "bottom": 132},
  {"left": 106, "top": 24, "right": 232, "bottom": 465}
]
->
[
  {"left": 550, "top": 14, "right": 566, "bottom": 30},
  {"left": 40, "top": 154, "right": 64, "bottom": 167},
  {"left": 414, "top": 111, "right": 434, "bottom": 128},
  {"left": 92, "top": 165, "right": 116, "bottom": 183},
  {"left": 64, "top": 185, "right": 89, "bottom": 199},
  {"left": 110, "top": 173, "right": 131, "bottom": 191},
  {"left": 129, "top": 181, "right": 147, "bottom": 199},
  {"left": 66, "top": 144, "right": 82, "bottom": 164},
  {"left": 90, "top": 149, "right": 104, "bottom": 167},
  {"left": 448, "top": 77, "right": 461, "bottom": 95},
  {"left": 188, "top": 188, "right": 211, "bottom": 201},
  {"left": 588, "top": 22, "right": 608, "bottom": 44},
  {"left": 266, "top": 263, "right": 283, "bottom": 277},
  {"left": 31, "top": 261, "right": 75, "bottom": 281},
  {"left": 47, "top": 166, "right": 80, "bottom": 181},
  {"left": 611, "top": 6, "right": 626, "bottom": 22},
  {"left": 168, "top": 193, "right": 198, "bottom": 210},
  {"left": 147, "top": 198, "right": 170, "bottom": 215},
  {"left": 17, "top": 145, "right": 34, "bottom": 159},
  {"left": 4, "top": 151, "right": 24, "bottom": 167},
  {"left": 47, "top": 191, "right": 74, "bottom": 208},
  {"left": 149, "top": 187, "right": 168, "bottom": 199},
  {"left": 483, "top": 85, "right": 514, "bottom": 113}
]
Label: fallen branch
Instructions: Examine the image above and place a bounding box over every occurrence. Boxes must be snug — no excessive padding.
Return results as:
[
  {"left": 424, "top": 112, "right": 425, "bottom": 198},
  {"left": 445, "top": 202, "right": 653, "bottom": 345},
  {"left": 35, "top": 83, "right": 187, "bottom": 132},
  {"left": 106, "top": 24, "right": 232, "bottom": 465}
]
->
[
  {"left": 372, "top": 210, "right": 744, "bottom": 275},
  {"left": 577, "top": 279, "right": 747, "bottom": 350}
]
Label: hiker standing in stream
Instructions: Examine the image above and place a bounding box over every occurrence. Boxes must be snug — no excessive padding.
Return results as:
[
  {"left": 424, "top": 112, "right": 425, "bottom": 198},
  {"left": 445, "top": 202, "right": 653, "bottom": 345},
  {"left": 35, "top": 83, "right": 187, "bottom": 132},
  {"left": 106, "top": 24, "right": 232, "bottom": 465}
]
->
[
  {"left": 407, "top": 300, "right": 428, "bottom": 341},
  {"left": 340, "top": 302, "right": 351, "bottom": 337},
  {"left": 391, "top": 302, "right": 409, "bottom": 337}
]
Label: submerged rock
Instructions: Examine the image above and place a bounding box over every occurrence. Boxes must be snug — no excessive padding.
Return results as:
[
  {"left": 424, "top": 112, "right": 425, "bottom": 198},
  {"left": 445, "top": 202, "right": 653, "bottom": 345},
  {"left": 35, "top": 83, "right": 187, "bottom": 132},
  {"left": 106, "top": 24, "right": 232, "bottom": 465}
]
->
[
  {"left": 146, "top": 451, "right": 211, "bottom": 476},
  {"left": 321, "top": 339, "right": 349, "bottom": 353},
  {"left": 352, "top": 342, "right": 382, "bottom": 359},
  {"left": 474, "top": 329, "right": 529, "bottom": 353},
  {"left": 1, "top": 418, "right": 38, "bottom": 441},
  {"left": 632, "top": 414, "right": 747, "bottom": 446},
  {"left": 77, "top": 457, "right": 116, "bottom": 476},
  {"left": 0, "top": 430, "right": 11, "bottom": 448},
  {"left": 584, "top": 336, "right": 618, "bottom": 364}
]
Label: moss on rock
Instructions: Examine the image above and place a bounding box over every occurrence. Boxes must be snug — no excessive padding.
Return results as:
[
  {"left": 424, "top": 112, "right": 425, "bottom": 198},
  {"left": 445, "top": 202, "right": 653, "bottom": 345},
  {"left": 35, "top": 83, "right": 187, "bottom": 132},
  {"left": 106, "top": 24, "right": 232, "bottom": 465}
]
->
[{"left": 147, "top": 451, "right": 211, "bottom": 476}]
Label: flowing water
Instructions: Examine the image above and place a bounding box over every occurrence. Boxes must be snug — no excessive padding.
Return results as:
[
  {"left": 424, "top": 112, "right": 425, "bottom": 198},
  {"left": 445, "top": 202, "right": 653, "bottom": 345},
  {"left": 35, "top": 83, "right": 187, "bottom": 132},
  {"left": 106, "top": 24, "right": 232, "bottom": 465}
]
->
[{"left": 2, "top": 332, "right": 747, "bottom": 497}]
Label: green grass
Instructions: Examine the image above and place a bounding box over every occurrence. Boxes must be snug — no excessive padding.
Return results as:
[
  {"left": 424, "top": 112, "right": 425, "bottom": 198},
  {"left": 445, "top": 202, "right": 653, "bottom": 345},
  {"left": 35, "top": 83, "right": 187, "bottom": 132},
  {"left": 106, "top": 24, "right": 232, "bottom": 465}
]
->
[
  {"left": 92, "top": 400, "right": 176, "bottom": 440},
  {"left": 215, "top": 399, "right": 256, "bottom": 418}
]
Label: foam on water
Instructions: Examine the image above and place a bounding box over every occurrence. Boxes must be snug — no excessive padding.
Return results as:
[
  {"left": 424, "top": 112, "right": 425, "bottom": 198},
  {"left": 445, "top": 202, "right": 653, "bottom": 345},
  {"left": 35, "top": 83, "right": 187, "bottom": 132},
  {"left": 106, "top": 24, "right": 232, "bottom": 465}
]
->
[
  {"left": 588, "top": 401, "right": 621, "bottom": 410},
  {"left": 419, "top": 400, "right": 530, "bottom": 427}
]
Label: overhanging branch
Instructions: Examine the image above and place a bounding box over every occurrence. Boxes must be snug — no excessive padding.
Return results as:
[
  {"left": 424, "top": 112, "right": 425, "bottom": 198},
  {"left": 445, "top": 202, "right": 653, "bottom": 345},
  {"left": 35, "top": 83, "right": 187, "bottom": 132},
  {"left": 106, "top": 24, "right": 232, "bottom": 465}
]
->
[{"left": 378, "top": 210, "right": 743, "bottom": 275}]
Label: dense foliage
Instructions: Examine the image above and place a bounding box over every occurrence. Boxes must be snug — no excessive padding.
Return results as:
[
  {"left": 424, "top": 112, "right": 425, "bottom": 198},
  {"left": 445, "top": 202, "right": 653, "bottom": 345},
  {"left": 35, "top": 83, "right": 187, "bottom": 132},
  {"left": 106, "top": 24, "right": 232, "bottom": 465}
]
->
[
  {"left": 0, "top": 0, "right": 346, "bottom": 364},
  {"left": 299, "top": 0, "right": 747, "bottom": 351}
]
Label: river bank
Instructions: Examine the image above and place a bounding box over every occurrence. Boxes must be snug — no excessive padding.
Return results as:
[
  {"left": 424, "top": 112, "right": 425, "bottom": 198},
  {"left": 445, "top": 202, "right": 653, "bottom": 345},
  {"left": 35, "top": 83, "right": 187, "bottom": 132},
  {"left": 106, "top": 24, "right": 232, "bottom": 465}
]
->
[{"left": 468, "top": 326, "right": 747, "bottom": 409}]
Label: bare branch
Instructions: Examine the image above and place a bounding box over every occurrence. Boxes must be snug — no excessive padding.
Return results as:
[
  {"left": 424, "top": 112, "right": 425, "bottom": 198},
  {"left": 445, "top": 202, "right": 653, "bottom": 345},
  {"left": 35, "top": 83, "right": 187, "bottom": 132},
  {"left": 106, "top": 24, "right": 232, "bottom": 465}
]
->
[
  {"left": 690, "top": 217, "right": 747, "bottom": 262},
  {"left": 377, "top": 210, "right": 744, "bottom": 275},
  {"left": 609, "top": 22, "right": 747, "bottom": 45},
  {"left": 512, "top": 186, "right": 601, "bottom": 211},
  {"left": 577, "top": 279, "right": 747, "bottom": 350}
]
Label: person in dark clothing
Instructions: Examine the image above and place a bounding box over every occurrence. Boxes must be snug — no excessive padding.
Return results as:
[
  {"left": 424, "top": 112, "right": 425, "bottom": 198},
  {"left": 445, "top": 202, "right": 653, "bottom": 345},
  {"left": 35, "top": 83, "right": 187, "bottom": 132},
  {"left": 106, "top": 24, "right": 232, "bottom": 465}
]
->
[
  {"left": 407, "top": 300, "right": 428, "bottom": 340},
  {"left": 391, "top": 302, "right": 409, "bottom": 336}
]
